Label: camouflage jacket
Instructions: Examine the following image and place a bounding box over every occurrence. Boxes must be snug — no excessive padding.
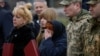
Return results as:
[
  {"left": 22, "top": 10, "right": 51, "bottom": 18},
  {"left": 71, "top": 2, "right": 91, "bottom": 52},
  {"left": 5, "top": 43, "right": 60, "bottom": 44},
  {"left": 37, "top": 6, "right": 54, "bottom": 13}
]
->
[
  {"left": 84, "top": 18, "right": 100, "bottom": 56},
  {"left": 66, "top": 9, "right": 92, "bottom": 56}
]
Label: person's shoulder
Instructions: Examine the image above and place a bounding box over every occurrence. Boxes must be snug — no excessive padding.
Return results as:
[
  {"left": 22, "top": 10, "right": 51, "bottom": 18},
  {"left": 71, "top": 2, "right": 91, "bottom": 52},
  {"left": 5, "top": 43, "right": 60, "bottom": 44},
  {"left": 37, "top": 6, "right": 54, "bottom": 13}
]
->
[
  {"left": 25, "top": 22, "right": 37, "bottom": 32},
  {"left": 0, "top": 9, "right": 12, "bottom": 15},
  {"left": 82, "top": 15, "right": 92, "bottom": 22},
  {"left": 79, "top": 14, "right": 92, "bottom": 26},
  {"left": 80, "top": 9, "right": 92, "bottom": 22},
  {"left": 80, "top": 9, "right": 92, "bottom": 19},
  {"left": 0, "top": 9, "right": 10, "bottom": 18},
  {"left": 52, "top": 20, "right": 65, "bottom": 28},
  {"left": 0, "top": 9, "right": 7, "bottom": 12}
]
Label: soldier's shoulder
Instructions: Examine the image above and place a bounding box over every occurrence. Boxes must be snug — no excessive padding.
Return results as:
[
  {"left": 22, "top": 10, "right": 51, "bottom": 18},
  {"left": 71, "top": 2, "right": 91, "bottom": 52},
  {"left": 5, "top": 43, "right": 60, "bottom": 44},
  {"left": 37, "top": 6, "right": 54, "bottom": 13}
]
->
[
  {"left": 79, "top": 14, "right": 92, "bottom": 29},
  {"left": 81, "top": 9, "right": 92, "bottom": 20},
  {"left": 83, "top": 14, "right": 92, "bottom": 19},
  {"left": 80, "top": 13, "right": 92, "bottom": 24}
]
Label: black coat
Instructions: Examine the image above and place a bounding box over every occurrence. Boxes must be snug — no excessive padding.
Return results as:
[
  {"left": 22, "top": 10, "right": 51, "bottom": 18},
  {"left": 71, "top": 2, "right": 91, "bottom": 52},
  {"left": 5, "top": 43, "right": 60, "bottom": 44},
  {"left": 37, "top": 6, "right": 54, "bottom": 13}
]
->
[
  {"left": 8, "top": 23, "right": 35, "bottom": 56},
  {"left": 33, "top": 14, "right": 40, "bottom": 38},
  {"left": 39, "top": 21, "right": 67, "bottom": 56},
  {"left": 0, "top": 8, "right": 13, "bottom": 49}
]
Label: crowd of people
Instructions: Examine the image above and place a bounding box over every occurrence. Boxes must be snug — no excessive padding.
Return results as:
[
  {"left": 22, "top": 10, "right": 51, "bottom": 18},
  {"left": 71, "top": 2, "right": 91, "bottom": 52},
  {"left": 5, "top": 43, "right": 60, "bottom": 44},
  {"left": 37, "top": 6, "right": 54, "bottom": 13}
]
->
[{"left": 0, "top": 0, "right": 100, "bottom": 56}]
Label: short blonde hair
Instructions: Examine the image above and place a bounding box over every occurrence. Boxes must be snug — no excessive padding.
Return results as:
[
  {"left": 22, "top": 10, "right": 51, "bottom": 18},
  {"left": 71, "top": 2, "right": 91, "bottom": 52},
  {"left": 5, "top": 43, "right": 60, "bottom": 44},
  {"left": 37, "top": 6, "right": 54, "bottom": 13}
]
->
[
  {"left": 13, "top": 3, "right": 33, "bottom": 23},
  {"left": 39, "top": 8, "right": 57, "bottom": 21}
]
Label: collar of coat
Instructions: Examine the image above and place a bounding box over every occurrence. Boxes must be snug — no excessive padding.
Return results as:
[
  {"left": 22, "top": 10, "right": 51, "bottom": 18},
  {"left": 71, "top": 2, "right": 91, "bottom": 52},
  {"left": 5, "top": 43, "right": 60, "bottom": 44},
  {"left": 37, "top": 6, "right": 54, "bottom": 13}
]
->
[{"left": 69, "top": 9, "right": 90, "bottom": 22}]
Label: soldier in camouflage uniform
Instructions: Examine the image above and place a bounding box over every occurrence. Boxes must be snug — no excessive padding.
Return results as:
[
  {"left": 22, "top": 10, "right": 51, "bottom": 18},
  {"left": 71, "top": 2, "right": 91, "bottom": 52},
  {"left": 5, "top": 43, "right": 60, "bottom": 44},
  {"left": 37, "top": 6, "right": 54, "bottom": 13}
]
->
[
  {"left": 60, "top": 0, "right": 92, "bottom": 56},
  {"left": 84, "top": 0, "right": 100, "bottom": 56}
]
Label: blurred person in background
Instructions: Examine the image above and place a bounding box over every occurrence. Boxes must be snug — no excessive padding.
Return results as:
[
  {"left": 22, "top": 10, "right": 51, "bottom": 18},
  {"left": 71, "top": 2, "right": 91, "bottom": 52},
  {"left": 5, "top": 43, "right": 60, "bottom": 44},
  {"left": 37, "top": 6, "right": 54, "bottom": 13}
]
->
[
  {"left": 0, "top": 0, "right": 13, "bottom": 55},
  {"left": 16, "top": 1, "right": 26, "bottom": 7},
  {"left": 0, "top": 0, "right": 11, "bottom": 10},
  {"left": 33, "top": 0, "right": 48, "bottom": 37}
]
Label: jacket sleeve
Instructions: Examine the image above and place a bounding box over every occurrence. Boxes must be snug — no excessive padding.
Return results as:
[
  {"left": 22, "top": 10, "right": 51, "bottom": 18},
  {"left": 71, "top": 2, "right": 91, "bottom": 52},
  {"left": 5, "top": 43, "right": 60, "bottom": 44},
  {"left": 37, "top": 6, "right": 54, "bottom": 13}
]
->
[
  {"left": 39, "top": 32, "right": 67, "bottom": 56},
  {"left": 2, "top": 12, "right": 13, "bottom": 40}
]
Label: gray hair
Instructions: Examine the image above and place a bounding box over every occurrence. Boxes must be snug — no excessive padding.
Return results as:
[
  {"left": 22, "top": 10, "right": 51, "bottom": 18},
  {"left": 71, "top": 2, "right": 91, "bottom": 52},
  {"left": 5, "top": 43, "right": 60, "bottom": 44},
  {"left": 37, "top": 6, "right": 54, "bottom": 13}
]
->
[
  {"left": 33, "top": 0, "right": 47, "bottom": 6},
  {"left": 16, "top": 1, "right": 26, "bottom": 6}
]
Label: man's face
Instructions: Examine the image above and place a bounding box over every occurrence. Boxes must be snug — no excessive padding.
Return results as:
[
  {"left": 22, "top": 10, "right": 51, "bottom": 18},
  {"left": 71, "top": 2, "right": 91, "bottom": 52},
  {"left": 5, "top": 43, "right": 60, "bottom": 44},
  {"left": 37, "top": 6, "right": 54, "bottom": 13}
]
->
[
  {"left": 34, "top": 2, "right": 47, "bottom": 15},
  {"left": 63, "top": 3, "right": 78, "bottom": 17},
  {"left": 89, "top": 3, "right": 100, "bottom": 17},
  {"left": 0, "top": 0, "right": 5, "bottom": 7}
]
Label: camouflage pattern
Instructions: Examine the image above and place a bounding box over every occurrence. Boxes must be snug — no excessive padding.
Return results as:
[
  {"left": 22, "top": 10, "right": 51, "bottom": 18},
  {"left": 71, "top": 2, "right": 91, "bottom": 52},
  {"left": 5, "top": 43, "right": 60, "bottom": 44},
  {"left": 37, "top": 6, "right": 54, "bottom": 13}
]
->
[
  {"left": 59, "top": 0, "right": 82, "bottom": 5},
  {"left": 66, "top": 9, "right": 92, "bottom": 56},
  {"left": 84, "top": 18, "right": 100, "bottom": 56},
  {"left": 86, "top": 0, "right": 100, "bottom": 5},
  {"left": 84, "top": 0, "right": 100, "bottom": 56}
]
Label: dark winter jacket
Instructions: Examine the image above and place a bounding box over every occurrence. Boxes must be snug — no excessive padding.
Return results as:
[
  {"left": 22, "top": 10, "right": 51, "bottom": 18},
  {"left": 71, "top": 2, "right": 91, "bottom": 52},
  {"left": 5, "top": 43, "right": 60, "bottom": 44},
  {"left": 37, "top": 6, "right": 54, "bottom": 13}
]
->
[
  {"left": 8, "top": 23, "right": 36, "bottom": 56},
  {"left": 0, "top": 7, "right": 13, "bottom": 49},
  {"left": 39, "top": 20, "right": 67, "bottom": 56}
]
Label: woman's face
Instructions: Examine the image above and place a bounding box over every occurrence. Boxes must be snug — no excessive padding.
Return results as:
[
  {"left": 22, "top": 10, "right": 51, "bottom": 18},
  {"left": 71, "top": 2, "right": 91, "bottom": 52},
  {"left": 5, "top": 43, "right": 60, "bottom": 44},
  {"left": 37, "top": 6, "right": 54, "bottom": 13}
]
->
[
  {"left": 13, "top": 15, "right": 26, "bottom": 28},
  {"left": 40, "top": 17, "right": 47, "bottom": 28}
]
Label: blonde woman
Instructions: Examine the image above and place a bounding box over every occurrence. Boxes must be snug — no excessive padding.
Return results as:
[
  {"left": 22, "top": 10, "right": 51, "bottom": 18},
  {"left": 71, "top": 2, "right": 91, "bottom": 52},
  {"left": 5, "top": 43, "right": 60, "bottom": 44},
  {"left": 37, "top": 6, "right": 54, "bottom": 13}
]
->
[
  {"left": 8, "top": 3, "right": 36, "bottom": 56},
  {"left": 37, "top": 8, "right": 67, "bottom": 56}
]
